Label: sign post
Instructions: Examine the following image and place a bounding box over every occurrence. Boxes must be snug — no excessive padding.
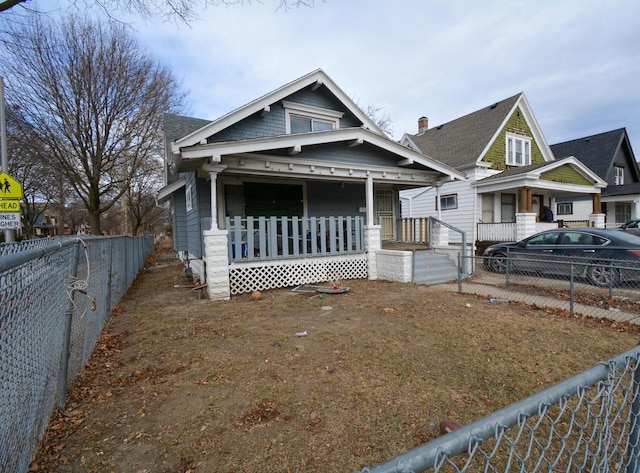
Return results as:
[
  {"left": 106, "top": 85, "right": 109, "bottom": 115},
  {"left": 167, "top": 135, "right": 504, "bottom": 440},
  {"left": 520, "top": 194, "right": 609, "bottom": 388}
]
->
[
  {"left": 0, "top": 75, "right": 16, "bottom": 242},
  {"left": 0, "top": 171, "right": 23, "bottom": 232}
]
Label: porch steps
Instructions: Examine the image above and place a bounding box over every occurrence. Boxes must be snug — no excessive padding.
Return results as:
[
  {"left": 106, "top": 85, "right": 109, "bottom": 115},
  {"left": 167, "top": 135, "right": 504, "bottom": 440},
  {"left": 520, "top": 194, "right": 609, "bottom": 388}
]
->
[{"left": 412, "top": 250, "right": 459, "bottom": 285}]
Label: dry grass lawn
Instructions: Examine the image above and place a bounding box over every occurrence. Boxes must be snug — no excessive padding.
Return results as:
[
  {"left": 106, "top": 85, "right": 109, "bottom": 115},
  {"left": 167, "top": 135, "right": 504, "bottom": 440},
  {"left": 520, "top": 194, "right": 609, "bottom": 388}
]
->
[{"left": 31, "top": 246, "right": 640, "bottom": 473}]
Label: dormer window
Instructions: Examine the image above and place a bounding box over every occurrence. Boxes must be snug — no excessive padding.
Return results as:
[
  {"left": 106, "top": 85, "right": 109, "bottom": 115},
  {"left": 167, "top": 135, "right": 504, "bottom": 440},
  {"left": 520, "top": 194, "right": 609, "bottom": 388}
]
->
[
  {"left": 615, "top": 166, "right": 624, "bottom": 185},
  {"left": 506, "top": 133, "right": 531, "bottom": 166},
  {"left": 283, "top": 100, "right": 343, "bottom": 134}
]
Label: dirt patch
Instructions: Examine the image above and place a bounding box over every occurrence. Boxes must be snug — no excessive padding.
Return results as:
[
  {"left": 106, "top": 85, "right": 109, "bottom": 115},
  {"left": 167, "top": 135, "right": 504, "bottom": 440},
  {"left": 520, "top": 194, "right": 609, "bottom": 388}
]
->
[{"left": 31, "top": 248, "right": 639, "bottom": 473}]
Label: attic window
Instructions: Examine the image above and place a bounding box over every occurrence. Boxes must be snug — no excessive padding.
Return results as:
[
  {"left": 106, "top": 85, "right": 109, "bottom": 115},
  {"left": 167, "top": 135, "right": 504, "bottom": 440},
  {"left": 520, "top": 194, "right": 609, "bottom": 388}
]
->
[
  {"left": 505, "top": 133, "right": 531, "bottom": 166},
  {"left": 282, "top": 100, "right": 343, "bottom": 134},
  {"left": 615, "top": 166, "right": 624, "bottom": 185}
]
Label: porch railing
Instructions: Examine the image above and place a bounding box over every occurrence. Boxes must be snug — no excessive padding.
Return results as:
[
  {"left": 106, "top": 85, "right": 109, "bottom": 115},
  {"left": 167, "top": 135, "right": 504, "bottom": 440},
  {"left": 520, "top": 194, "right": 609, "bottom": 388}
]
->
[
  {"left": 477, "top": 222, "right": 559, "bottom": 242},
  {"left": 226, "top": 216, "right": 364, "bottom": 263},
  {"left": 398, "top": 217, "right": 429, "bottom": 244}
]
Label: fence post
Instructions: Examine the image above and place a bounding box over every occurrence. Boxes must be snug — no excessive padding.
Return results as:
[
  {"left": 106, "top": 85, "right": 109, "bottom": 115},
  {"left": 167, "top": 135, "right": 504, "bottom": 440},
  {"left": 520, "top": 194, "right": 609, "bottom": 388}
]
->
[
  {"left": 626, "top": 349, "right": 640, "bottom": 472},
  {"left": 58, "top": 240, "right": 82, "bottom": 409},
  {"left": 609, "top": 262, "right": 614, "bottom": 298},
  {"left": 457, "top": 253, "right": 462, "bottom": 293},
  {"left": 570, "top": 263, "right": 575, "bottom": 315}
]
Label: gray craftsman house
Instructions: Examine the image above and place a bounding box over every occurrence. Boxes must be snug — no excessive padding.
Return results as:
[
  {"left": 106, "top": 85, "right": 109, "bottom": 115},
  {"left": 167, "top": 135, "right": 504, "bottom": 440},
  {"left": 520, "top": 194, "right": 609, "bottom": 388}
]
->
[{"left": 158, "top": 69, "right": 464, "bottom": 300}]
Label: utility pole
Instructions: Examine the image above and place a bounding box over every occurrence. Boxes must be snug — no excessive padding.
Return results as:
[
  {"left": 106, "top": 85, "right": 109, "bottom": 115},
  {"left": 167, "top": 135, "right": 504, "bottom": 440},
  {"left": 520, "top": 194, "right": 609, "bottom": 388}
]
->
[{"left": 0, "top": 75, "right": 15, "bottom": 243}]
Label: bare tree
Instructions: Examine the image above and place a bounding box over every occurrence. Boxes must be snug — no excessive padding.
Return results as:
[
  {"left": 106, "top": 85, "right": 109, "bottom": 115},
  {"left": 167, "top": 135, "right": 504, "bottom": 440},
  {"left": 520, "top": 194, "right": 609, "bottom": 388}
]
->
[
  {"left": 2, "top": 15, "right": 183, "bottom": 234},
  {"left": 126, "top": 156, "right": 168, "bottom": 235}
]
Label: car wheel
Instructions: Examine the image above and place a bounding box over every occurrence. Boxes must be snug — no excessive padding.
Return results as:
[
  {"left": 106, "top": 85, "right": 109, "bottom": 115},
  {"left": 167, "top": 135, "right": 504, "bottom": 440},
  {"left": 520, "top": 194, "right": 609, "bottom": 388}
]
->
[
  {"left": 488, "top": 252, "right": 508, "bottom": 274},
  {"left": 587, "top": 262, "right": 615, "bottom": 287}
]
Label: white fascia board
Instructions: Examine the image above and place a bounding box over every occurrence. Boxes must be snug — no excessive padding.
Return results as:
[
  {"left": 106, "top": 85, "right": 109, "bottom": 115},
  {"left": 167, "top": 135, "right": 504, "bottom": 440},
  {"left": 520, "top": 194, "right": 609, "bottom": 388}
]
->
[
  {"left": 157, "top": 177, "right": 186, "bottom": 204},
  {"left": 223, "top": 153, "right": 441, "bottom": 186},
  {"left": 475, "top": 177, "right": 600, "bottom": 195},
  {"left": 399, "top": 133, "right": 422, "bottom": 153},
  {"left": 175, "top": 69, "right": 385, "bottom": 148}
]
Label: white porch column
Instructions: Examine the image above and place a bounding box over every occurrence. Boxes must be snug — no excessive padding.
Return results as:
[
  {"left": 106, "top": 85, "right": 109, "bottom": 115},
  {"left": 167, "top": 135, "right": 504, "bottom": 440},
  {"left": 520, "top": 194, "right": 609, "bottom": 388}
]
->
[
  {"left": 203, "top": 164, "right": 230, "bottom": 300},
  {"left": 364, "top": 175, "right": 381, "bottom": 279},
  {"left": 365, "top": 225, "right": 381, "bottom": 280},
  {"left": 515, "top": 213, "right": 537, "bottom": 241},
  {"left": 365, "top": 175, "right": 375, "bottom": 226},
  {"left": 206, "top": 165, "right": 226, "bottom": 230},
  {"left": 633, "top": 199, "right": 640, "bottom": 220},
  {"left": 203, "top": 229, "right": 230, "bottom": 300},
  {"left": 589, "top": 213, "right": 605, "bottom": 228}
]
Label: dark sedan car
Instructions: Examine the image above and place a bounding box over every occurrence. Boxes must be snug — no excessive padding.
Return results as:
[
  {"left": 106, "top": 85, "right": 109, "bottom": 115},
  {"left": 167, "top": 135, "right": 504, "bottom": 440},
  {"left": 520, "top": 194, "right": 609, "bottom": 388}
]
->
[{"left": 482, "top": 228, "right": 640, "bottom": 286}]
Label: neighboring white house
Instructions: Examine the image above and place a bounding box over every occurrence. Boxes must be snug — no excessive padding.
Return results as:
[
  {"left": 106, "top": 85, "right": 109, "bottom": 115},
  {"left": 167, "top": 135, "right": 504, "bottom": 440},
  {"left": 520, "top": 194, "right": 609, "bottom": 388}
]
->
[{"left": 399, "top": 93, "right": 607, "bottom": 249}]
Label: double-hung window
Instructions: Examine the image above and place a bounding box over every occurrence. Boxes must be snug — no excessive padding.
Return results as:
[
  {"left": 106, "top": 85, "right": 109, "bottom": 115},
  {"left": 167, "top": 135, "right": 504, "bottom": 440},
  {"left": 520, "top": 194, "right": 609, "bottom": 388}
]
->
[
  {"left": 283, "top": 100, "right": 343, "bottom": 134},
  {"left": 506, "top": 134, "right": 531, "bottom": 166},
  {"left": 615, "top": 166, "right": 624, "bottom": 185}
]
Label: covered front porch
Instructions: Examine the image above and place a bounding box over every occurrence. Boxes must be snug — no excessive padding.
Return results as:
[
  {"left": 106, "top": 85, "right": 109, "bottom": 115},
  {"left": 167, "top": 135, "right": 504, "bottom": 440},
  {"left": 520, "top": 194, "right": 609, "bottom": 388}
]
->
[{"left": 474, "top": 157, "right": 607, "bottom": 243}]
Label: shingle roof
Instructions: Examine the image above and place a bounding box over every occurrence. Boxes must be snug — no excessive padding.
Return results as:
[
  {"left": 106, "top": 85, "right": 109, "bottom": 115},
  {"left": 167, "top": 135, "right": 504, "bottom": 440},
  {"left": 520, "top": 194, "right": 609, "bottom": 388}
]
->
[
  {"left": 164, "top": 113, "right": 212, "bottom": 143},
  {"left": 406, "top": 93, "right": 522, "bottom": 168},
  {"left": 550, "top": 128, "right": 626, "bottom": 180}
]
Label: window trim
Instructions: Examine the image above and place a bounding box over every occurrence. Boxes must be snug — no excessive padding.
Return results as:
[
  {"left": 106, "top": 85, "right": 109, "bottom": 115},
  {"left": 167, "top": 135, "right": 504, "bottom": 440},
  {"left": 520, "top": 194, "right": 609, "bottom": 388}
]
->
[
  {"left": 283, "top": 100, "right": 344, "bottom": 134},
  {"left": 505, "top": 133, "right": 531, "bottom": 166},
  {"left": 557, "top": 202, "right": 573, "bottom": 215},
  {"left": 615, "top": 166, "right": 624, "bottom": 185}
]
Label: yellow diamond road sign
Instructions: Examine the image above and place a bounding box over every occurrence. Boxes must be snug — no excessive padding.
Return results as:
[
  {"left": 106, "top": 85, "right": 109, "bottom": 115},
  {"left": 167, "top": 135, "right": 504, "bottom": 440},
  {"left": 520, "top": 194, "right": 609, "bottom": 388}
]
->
[{"left": 0, "top": 171, "right": 23, "bottom": 200}]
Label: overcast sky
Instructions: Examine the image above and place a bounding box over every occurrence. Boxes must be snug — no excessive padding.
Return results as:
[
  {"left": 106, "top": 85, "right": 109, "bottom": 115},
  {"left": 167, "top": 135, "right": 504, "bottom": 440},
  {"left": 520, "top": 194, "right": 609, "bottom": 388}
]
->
[{"left": 12, "top": 0, "right": 640, "bottom": 155}]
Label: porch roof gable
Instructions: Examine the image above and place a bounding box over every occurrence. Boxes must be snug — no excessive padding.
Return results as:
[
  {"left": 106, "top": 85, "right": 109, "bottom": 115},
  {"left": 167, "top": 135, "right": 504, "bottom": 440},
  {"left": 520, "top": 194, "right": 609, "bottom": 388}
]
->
[{"left": 474, "top": 156, "right": 607, "bottom": 193}]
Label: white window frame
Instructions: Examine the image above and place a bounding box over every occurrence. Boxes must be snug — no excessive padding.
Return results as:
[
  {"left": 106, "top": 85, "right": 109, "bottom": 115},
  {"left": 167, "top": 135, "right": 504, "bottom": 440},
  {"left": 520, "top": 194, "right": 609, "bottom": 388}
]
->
[
  {"left": 615, "top": 166, "right": 624, "bottom": 185},
  {"left": 557, "top": 202, "right": 573, "bottom": 215},
  {"left": 505, "top": 133, "right": 531, "bottom": 166},
  {"left": 282, "top": 100, "right": 343, "bottom": 134},
  {"left": 185, "top": 184, "right": 193, "bottom": 212},
  {"left": 437, "top": 194, "right": 458, "bottom": 211}
]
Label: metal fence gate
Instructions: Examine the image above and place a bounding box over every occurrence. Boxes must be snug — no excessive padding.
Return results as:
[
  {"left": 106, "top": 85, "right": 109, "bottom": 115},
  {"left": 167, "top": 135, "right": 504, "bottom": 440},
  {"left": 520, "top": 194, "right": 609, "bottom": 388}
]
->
[{"left": 0, "top": 235, "right": 154, "bottom": 473}]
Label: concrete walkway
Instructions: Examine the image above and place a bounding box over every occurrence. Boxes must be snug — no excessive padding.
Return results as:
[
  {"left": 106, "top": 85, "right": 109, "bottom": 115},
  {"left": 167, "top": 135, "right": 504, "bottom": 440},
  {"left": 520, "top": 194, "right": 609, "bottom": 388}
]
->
[{"left": 431, "top": 274, "right": 640, "bottom": 326}]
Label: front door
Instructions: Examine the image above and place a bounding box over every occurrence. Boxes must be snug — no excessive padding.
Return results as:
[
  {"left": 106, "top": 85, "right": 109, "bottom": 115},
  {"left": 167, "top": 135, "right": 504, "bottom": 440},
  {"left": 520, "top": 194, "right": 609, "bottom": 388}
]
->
[{"left": 376, "top": 190, "right": 394, "bottom": 240}]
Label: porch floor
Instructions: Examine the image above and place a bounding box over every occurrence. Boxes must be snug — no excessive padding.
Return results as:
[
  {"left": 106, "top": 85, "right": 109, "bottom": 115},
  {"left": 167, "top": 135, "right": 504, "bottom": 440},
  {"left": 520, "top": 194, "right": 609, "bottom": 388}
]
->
[{"left": 381, "top": 241, "right": 430, "bottom": 251}]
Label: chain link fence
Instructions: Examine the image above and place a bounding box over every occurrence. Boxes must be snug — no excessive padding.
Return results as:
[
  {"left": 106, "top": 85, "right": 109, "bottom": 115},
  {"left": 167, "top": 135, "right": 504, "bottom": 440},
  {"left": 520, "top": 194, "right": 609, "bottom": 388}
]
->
[
  {"left": 357, "top": 252, "right": 640, "bottom": 473},
  {"left": 457, "top": 253, "right": 640, "bottom": 324},
  {"left": 358, "top": 344, "right": 640, "bottom": 473},
  {"left": 0, "top": 235, "right": 154, "bottom": 473}
]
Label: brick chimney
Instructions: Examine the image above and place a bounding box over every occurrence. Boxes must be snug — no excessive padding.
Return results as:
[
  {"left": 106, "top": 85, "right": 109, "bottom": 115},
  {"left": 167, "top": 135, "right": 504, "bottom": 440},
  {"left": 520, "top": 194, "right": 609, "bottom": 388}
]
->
[{"left": 418, "top": 116, "right": 428, "bottom": 134}]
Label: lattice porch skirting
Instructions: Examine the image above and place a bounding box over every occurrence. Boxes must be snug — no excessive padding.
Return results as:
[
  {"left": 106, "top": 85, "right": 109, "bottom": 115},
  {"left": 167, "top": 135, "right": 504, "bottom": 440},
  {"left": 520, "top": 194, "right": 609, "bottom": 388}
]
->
[{"left": 229, "top": 254, "right": 368, "bottom": 295}]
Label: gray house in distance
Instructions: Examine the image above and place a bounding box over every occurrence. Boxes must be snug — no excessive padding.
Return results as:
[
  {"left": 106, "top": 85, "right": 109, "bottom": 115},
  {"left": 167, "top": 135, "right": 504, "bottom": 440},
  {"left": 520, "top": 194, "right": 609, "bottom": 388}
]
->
[
  {"left": 550, "top": 128, "right": 640, "bottom": 225},
  {"left": 158, "top": 69, "right": 464, "bottom": 300}
]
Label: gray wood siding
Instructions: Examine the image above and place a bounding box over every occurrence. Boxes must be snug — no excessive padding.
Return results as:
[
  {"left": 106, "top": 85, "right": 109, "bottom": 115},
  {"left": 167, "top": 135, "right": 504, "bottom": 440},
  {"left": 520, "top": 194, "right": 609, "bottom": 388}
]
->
[
  {"left": 207, "top": 86, "right": 362, "bottom": 143},
  {"left": 172, "top": 188, "right": 188, "bottom": 251},
  {"left": 296, "top": 142, "right": 398, "bottom": 167},
  {"left": 185, "top": 173, "right": 210, "bottom": 258},
  {"left": 306, "top": 181, "right": 366, "bottom": 217}
]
